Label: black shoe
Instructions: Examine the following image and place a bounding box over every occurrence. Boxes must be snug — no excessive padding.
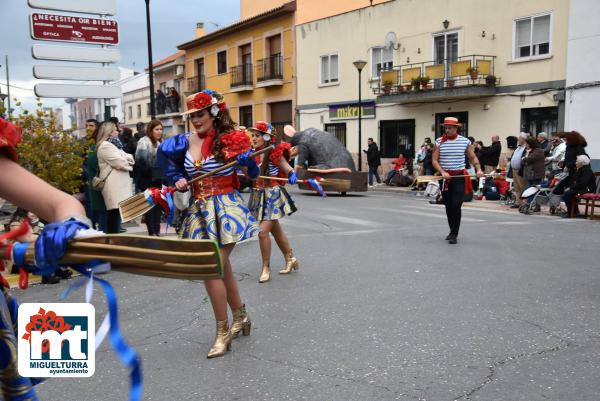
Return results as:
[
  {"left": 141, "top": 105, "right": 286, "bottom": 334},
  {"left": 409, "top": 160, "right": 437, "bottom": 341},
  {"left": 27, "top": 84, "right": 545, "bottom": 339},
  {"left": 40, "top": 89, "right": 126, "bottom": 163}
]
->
[
  {"left": 448, "top": 235, "right": 458, "bottom": 244},
  {"left": 510, "top": 204, "right": 520, "bottom": 209},
  {"left": 41, "top": 275, "right": 60, "bottom": 284},
  {"left": 445, "top": 233, "right": 452, "bottom": 240},
  {"left": 119, "top": 228, "right": 127, "bottom": 233},
  {"left": 55, "top": 268, "right": 72, "bottom": 279}
]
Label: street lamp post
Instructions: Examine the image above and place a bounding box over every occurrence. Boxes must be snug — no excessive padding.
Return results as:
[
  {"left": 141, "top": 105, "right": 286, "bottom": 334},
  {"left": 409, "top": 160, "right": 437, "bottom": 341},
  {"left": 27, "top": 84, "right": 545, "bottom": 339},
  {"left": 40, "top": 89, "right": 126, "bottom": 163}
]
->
[
  {"left": 145, "top": 0, "right": 156, "bottom": 119},
  {"left": 353, "top": 60, "right": 367, "bottom": 171}
]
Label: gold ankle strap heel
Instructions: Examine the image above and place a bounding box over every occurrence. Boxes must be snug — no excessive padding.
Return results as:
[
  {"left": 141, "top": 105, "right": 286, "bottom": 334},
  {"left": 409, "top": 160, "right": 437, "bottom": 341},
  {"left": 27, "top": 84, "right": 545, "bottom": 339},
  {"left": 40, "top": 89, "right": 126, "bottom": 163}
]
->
[
  {"left": 207, "top": 320, "right": 232, "bottom": 358},
  {"left": 279, "top": 250, "right": 299, "bottom": 274},
  {"left": 231, "top": 304, "right": 251, "bottom": 338},
  {"left": 259, "top": 263, "right": 271, "bottom": 283}
]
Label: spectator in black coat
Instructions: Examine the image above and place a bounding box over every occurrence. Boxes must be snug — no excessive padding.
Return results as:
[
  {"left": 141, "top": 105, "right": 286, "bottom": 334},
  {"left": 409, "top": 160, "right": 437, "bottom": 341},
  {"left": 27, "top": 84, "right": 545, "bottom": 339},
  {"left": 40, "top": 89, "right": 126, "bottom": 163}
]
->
[
  {"left": 480, "top": 136, "right": 501, "bottom": 173},
  {"left": 562, "top": 155, "right": 597, "bottom": 218},
  {"left": 363, "top": 138, "right": 382, "bottom": 186}
]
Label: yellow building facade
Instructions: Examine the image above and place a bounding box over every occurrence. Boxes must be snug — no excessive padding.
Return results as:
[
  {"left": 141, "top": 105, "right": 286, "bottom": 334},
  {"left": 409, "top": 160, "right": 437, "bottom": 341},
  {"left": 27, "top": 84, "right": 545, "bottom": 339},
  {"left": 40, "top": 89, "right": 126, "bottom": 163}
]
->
[{"left": 178, "top": 2, "right": 296, "bottom": 134}]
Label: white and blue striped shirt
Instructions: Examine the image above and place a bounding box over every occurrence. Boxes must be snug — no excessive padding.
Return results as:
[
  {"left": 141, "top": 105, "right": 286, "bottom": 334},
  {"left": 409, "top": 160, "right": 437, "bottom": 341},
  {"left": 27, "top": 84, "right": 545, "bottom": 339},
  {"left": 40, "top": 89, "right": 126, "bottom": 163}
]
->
[
  {"left": 184, "top": 152, "right": 235, "bottom": 178},
  {"left": 435, "top": 135, "right": 471, "bottom": 171},
  {"left": 259, "top": 157, "right": 280, "bottom": 177}
]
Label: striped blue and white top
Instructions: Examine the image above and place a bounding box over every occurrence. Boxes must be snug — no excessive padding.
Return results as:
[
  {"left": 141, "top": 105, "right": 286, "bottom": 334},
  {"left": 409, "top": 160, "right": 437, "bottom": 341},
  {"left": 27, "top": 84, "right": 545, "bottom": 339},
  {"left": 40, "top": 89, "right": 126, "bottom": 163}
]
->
[
  {"left": 259, "top": 157, "right": 280, "bottom": 177},
  {"left": 184, "top": 152, "right": 235, "bottom": 178},
  {"left": 435, "top": 135, "right": 471, "bottom": 171}
]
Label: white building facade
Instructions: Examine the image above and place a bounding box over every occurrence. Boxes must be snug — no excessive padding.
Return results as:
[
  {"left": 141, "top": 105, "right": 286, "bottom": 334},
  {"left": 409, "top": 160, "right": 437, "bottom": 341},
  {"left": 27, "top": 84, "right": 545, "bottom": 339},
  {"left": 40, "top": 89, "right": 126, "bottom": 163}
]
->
[
  {"left": 564, "top": 0, "right": 600, "bottom": 167},
  {"left": 296, "top": 0, "right": 569, "bottom": 172}
]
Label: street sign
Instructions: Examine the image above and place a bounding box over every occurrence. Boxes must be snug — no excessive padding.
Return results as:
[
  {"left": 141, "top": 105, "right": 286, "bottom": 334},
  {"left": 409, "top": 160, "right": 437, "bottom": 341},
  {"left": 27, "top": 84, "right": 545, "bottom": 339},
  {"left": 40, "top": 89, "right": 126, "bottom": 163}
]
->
[
  {"left": 28, "top": 0, "right": 117, "bottom": 16},
  {"left": 34, "top": 83, "right": 121, "bottom": 98},
  {"left": 30, "top": 13, "right": 119, "bottom": 45},
  {"left": 32, "top": 44, "right": 120, "bottom": 63},
  {"left": 33, "top": 65, "right": 121, "bottom": 81}
]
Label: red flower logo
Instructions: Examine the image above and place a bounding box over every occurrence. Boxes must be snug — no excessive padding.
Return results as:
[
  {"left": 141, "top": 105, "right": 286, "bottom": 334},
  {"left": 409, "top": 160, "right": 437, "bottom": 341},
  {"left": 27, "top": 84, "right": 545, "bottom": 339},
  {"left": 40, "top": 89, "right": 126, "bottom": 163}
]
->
[{"left": 22, "top": 307, "right": 72, "bottom": 352}]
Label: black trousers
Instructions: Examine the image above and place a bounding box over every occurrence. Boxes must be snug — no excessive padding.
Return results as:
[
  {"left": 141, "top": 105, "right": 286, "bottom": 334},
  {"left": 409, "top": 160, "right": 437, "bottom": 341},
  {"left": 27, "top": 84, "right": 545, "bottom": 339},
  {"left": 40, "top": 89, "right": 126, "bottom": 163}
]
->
[
  {"left": 442, "top": 177, "right": 465, "bottom": 236},
  {"left": 145, "top": 205, "right": 162, "bottom": 235},
  {"left": 106, "top": 209, "right": 121, "bottom": 234}
]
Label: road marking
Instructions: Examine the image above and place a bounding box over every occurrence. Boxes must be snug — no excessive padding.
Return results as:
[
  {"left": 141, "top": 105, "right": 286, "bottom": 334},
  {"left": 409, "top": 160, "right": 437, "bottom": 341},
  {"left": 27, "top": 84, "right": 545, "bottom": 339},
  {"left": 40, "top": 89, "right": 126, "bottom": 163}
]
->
[
  {"left": 320, "top": 214, "right": 387, "bottom": 227},
  {"left": 365, "top": 207, "right": 486, "bottom": 222}
]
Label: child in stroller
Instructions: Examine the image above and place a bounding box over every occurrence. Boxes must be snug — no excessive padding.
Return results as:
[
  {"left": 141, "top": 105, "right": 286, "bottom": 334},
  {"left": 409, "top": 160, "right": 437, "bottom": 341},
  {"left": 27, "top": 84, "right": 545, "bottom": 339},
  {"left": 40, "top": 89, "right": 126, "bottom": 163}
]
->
[{"left": 519, "top": 171, "right": 568, "bottom": 215}]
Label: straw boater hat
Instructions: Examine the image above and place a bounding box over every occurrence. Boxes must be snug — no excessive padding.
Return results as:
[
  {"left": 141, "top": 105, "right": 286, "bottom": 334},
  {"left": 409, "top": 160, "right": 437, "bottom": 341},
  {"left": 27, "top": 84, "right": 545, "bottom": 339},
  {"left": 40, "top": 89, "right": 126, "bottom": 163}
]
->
[
  {"left": 182, "top": 90, "right": 226, "bottom": 116},
  {"left": 442, "top": 116, "right": 462, "bottom": 127},
  {"left": 248, "top": 121, "right": 276, "bottom": 141}
]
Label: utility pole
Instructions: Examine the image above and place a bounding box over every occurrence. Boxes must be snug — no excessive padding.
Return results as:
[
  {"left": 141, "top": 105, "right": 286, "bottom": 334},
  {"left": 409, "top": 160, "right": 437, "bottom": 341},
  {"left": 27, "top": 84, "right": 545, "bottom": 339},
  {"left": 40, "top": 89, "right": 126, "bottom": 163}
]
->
[
  {"left": 145, "top": 0, "right": 156, "bottom": 119},
  {"left": 5, "top": 55, "right": 11, "bottom": 120}
]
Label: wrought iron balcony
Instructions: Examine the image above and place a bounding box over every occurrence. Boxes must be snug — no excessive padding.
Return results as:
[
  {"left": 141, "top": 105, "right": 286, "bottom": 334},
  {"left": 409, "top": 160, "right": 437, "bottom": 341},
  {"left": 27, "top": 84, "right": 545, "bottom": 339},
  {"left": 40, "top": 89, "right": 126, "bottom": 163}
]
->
[
  {"left": 186, "top": 75, "right": 205, "bottom": 94},
  {"left": 257, "top": 55, "right": 283, "bottom": 86},
  {"left": 230, "top": 64, "right": 253, "bottom": 91},
  {"left": 372, "top": 54, "right": 499, "bottom": 103}
]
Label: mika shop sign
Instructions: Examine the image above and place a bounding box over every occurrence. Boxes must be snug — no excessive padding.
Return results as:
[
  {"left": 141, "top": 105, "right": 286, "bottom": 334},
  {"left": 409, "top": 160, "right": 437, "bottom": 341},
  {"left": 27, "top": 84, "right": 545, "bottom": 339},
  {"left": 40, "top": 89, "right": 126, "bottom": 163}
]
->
[{"left": 329, "top": 101, "right": 376, "bottom": 120}]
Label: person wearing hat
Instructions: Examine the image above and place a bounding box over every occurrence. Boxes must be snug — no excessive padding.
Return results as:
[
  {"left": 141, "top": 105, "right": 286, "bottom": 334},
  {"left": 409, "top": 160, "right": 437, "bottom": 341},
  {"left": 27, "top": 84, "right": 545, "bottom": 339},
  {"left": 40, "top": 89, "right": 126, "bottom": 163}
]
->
[
  {"left": 157, "top": 90, "right": 260, "bottom": 358},
  {"left": 247, "top": 121, "right": 299, "bottom": 283},
  {"left": 432, "top": 117, "right": 483, "bottom": 244}
]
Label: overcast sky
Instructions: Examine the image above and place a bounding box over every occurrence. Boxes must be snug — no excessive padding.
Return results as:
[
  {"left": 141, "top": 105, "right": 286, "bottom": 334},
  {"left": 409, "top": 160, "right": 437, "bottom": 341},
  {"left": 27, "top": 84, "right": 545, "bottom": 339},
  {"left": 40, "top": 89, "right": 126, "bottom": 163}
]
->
[{"left": 0, "top": 0, "right": 239, "bottom": 113}]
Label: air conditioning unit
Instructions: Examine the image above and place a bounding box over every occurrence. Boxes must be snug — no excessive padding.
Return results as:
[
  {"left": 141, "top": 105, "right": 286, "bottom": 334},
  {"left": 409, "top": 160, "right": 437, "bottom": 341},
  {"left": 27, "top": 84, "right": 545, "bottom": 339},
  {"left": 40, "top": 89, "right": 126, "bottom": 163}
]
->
[{"left": 175, "top": 65, "right": 184, "bottom": 77}]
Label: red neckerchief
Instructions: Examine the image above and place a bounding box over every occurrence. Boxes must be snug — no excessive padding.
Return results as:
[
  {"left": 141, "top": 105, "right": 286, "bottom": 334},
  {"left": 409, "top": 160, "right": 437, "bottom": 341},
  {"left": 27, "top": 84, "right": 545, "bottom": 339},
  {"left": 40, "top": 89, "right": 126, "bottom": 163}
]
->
[
  {"left": 439, "top": 132, "right": 458, "bottom": 144},
  {"left": 197, "top": 128, "right": 216, "bottom": 159}
]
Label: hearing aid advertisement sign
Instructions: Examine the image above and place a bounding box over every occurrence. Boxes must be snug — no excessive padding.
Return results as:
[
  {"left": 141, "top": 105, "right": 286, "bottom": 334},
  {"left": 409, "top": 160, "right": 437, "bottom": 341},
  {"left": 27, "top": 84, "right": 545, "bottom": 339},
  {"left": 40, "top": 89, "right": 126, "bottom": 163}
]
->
[
  {"left": 30, "top": 13, "right": 119, "bottom": 45},
  {"left": 18, "top": 303, "right": 95, "bottom": 377}
]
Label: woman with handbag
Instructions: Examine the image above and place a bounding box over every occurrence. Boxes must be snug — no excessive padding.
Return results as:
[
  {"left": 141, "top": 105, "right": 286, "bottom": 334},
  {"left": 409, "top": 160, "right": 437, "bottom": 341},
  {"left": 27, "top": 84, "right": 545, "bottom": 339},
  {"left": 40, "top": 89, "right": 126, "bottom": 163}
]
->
[
  {"left": 157, "top": 89, "right": 259, "bottom": 358},
  {"left": 135, "top": 119, "right": 164, "bottom": 236},
  {"left": 247, "top": 121, "right": 299, "bottom": 283},
  {"left": 96, "top": 121, "right": 135, "bottom": 233}
]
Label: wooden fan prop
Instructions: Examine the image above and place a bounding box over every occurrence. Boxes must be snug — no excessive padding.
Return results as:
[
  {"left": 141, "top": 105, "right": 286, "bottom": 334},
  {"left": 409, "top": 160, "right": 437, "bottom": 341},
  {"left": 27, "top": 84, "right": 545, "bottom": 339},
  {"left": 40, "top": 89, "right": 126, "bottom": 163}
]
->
[
  {"left": 247, "top": 175, "right": 352, "bottom": 192},
  {"left": 2, "top": 235, "right": 223, "bottom": 281},
  {"left": 414, "top": 173, "right": 500, "bottom": 184},
  {"left": 119, "top": 146, "right": 273, "bottom": 222}
]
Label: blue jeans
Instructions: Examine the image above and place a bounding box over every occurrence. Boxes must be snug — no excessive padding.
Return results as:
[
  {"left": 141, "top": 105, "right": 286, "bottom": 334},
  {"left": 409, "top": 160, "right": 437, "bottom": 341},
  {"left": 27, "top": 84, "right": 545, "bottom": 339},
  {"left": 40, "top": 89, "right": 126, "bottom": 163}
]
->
[{"left": 368, "top": 166, "right": 381, "bottom": 185}]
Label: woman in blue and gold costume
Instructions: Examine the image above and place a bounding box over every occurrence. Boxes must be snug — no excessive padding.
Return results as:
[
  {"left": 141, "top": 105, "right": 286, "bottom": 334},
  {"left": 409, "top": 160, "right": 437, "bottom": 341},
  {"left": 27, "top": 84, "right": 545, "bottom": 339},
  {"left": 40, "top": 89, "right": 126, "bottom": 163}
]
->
[
  {"left": 157, "top": 90, "right": 259, "bottom": 358},
  {"left": 247, "top": 122, "right": 299, "bottom": 283}
]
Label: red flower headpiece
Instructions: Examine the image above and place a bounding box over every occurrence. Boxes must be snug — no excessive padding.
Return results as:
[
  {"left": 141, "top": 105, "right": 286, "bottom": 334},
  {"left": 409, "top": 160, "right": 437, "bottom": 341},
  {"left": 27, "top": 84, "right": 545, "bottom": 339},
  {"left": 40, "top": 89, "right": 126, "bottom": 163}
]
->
[
  {"left": 183, "top": 90, "right": 225, "bottom": 116},
  {"left": 0, "top": 117, "right": 22, "bottom": 161}
]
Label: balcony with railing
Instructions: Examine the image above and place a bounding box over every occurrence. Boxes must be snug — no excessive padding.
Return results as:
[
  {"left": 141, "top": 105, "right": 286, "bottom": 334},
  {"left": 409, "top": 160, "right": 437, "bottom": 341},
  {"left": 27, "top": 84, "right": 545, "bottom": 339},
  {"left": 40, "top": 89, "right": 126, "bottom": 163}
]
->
[
  {"left": 372, "top": 55, "right": 499, "bottom": 103},
  {"left": 230, "top": 64, "right": 253, "bottom": 92},
  {"left": 256, "top": 55, "right": 284, "bottom": 87},
  {"left": 185, "top": 75, "right": 205, "bottom": 94}
]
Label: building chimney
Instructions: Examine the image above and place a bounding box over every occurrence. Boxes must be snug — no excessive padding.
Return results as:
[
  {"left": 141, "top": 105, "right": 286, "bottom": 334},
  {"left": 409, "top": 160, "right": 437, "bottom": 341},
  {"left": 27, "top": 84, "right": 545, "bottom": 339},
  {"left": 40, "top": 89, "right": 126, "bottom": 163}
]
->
[{"left": 195, "top": 22, "right": 205, "bottom": 38}]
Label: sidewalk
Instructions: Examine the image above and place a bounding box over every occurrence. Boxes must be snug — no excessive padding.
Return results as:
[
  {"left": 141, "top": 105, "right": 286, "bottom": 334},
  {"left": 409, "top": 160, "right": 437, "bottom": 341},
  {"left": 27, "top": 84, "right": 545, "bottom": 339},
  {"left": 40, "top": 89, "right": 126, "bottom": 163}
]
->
[{"left": 367, "top": 184, "right": 525, "bottom": 214}]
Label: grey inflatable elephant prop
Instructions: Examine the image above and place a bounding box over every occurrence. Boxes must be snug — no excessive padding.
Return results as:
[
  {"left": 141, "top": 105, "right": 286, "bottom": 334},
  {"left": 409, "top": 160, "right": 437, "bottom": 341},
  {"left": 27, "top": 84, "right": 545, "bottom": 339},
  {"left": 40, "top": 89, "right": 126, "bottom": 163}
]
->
[{"left": 284, "top": 126, "right": 356, "bottom": 172}]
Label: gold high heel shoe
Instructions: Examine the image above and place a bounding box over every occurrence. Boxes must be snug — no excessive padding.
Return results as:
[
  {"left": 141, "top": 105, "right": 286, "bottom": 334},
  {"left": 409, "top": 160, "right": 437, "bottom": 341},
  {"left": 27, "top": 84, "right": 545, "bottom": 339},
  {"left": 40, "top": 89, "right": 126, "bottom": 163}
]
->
[
  {"left": 279, "top": 249, "right": 299, "bottom": 274},
  {"left": 259, "top": 262, "right": 271, "bottom": 283},
  {"left": 207, "top": 320, "right": 232, "bottom": 358},
  {"left": 231, "top": 304, "right": 251, "bottom": 338}
]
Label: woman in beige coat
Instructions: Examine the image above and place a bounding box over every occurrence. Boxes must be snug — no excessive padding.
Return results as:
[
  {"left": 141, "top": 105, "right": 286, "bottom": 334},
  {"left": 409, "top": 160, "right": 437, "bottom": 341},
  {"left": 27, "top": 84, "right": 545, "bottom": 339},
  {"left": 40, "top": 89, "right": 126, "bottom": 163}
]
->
[{"left": 96, "top": 121, "right": 134, "bottom": 233}]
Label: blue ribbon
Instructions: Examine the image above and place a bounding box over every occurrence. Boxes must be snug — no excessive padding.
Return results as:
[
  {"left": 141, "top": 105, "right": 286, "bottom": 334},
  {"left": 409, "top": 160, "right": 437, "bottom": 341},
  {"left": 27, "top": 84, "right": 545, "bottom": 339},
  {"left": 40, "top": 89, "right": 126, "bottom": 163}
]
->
[
  {"left": 165, "top": 190, "right": 175, "bottom": 227},
  {"left": 64, "top": 264, "right": 143, "bottom": 401},
  {"left": 32, "top": 219, "right": 89, "bottom": 276},
  {"left": 12, "top": 242, "right": 29, "bottom": 267}
]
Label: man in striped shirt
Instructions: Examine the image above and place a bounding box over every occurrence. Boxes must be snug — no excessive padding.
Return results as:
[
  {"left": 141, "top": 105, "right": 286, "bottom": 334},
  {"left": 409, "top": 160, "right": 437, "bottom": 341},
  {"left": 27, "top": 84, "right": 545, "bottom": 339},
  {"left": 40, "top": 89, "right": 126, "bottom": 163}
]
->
[{"left": 432, "top": 117, "right": 484, "bottom": 244}]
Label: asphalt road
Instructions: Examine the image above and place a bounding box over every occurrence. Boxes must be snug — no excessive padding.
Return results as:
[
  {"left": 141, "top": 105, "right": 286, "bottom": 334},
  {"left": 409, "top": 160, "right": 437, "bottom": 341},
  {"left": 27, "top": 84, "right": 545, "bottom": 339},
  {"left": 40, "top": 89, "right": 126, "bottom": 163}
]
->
[{"left": 16, "top": 189, "right": 600, "bottom": 401}]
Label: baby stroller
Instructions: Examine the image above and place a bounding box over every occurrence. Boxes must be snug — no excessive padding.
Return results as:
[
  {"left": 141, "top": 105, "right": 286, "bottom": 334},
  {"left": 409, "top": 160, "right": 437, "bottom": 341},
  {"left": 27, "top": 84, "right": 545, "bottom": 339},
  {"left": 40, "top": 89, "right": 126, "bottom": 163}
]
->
[{"left": 519, "top": 172, "right": 568, "bottom": 215}]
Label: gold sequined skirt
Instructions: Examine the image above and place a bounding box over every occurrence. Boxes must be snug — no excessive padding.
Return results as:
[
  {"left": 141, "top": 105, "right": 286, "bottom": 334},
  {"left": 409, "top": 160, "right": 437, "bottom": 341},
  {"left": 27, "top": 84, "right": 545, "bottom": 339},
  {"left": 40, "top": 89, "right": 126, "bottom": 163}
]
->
[{"left": 179, "top": 191, "right": 259, "bottom": 246}]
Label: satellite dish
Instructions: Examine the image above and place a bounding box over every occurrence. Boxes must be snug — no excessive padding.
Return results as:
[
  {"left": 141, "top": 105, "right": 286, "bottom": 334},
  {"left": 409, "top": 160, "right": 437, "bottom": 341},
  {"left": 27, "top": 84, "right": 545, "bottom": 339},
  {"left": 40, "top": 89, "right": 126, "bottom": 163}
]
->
[{"left": 385, "top": 32, "right": 400, "bottom": 50}]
